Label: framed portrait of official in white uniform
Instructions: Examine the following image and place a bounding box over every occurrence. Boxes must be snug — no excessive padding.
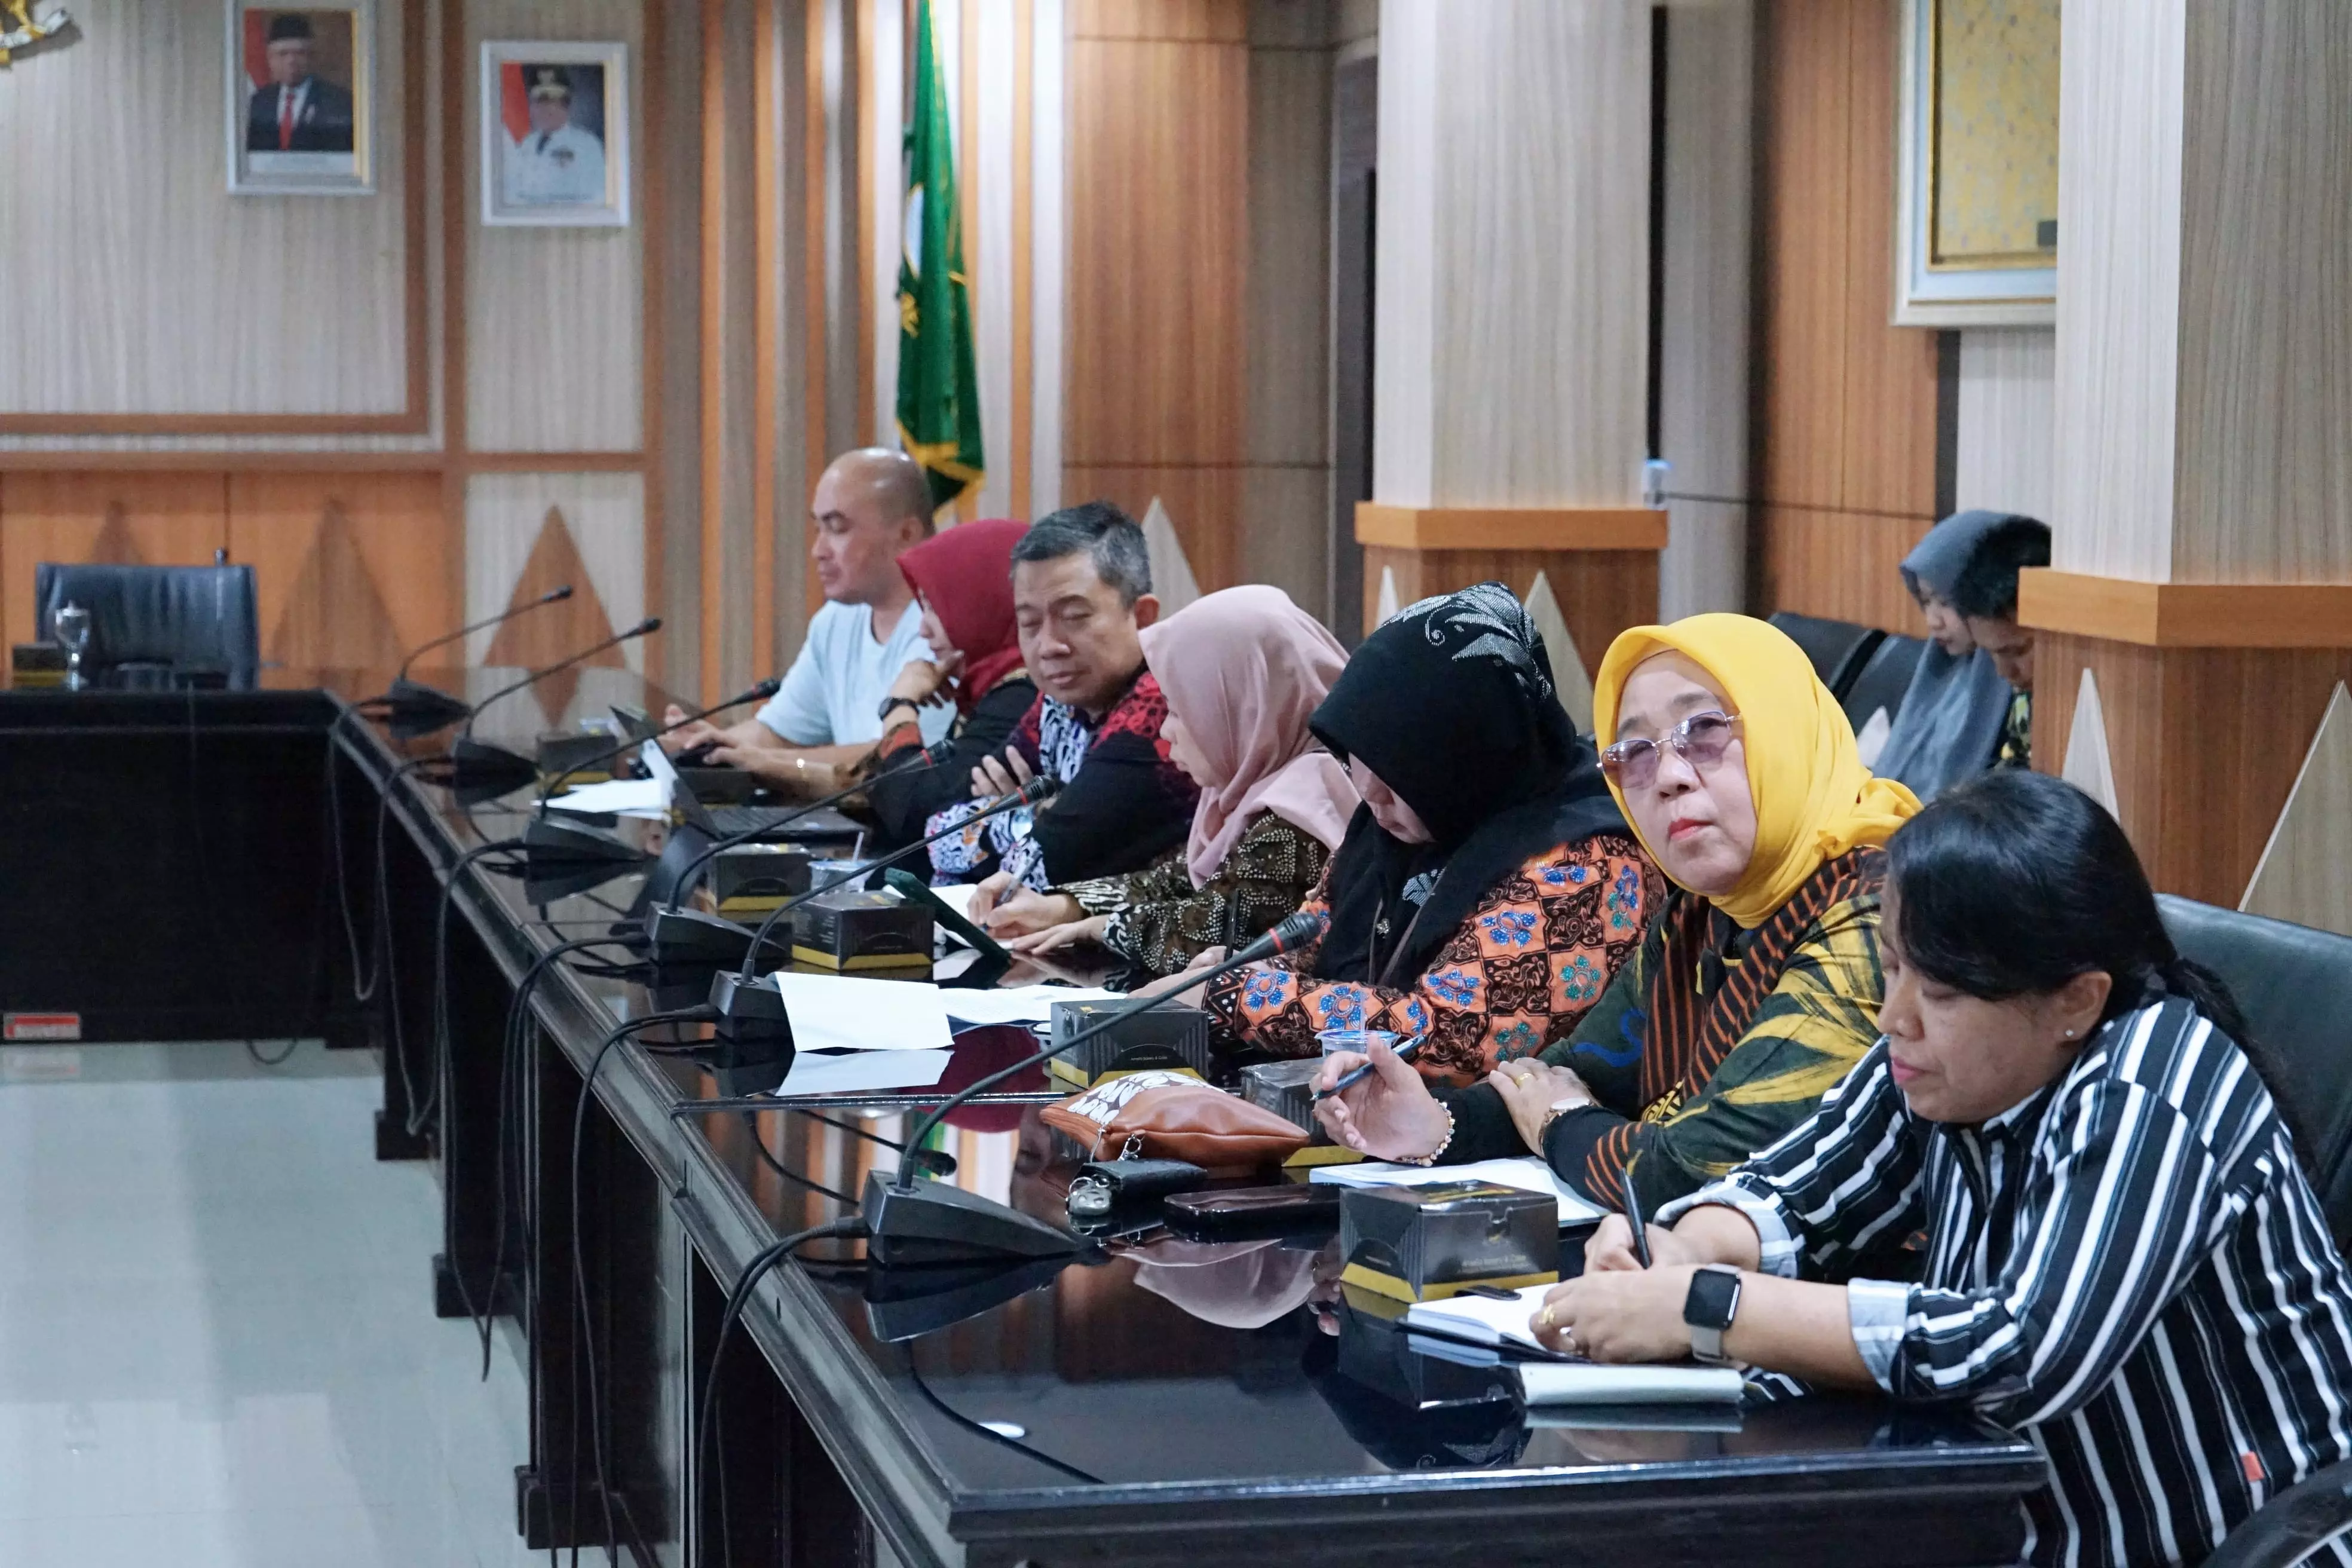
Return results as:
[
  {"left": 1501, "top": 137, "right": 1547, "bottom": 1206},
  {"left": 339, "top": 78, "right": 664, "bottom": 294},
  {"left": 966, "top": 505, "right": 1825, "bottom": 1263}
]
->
[
  {"left": 480, "top": 40, "right": 630, "bottom": 228},
  {"left": 226, "top": 1, "right": 375, "bottom": 195}
]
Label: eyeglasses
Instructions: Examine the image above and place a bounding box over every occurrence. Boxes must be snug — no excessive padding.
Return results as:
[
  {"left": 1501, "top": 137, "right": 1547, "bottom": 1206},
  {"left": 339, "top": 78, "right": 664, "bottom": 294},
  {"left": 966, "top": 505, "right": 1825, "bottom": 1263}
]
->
[{"left": 1601, "top": 710, "right": 1742, "bottom": 790}]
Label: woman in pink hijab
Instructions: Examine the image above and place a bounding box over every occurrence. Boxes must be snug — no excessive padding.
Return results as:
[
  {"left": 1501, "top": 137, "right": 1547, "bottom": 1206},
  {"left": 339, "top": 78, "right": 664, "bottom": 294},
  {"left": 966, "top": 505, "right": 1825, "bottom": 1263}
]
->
[{"left": 991, "top": 585, "right": 1360, "bottom": 977}]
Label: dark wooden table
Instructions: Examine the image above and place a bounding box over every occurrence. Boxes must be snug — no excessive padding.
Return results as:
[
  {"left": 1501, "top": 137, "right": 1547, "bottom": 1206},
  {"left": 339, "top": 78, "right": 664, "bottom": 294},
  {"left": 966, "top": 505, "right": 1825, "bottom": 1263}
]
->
[{"left": 0, "top": 672, "right": 2049, "bottom": 1567}]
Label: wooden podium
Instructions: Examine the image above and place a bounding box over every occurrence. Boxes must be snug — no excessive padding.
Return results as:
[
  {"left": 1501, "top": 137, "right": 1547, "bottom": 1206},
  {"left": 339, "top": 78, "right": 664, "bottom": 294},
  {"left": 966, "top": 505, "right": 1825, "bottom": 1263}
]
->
[{"left": 1355, "top": 504, "right": 1668, "bottom": 680}]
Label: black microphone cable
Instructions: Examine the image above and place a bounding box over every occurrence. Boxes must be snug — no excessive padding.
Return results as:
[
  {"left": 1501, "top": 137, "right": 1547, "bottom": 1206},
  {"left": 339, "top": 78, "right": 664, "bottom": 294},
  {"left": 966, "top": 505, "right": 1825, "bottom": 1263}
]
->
[
  {"left": 693, "top": 1215, "right": 869, "bottom": 1566},
  {"left": 567, "top": 1004, "right": 719, "bottom": 1564}
]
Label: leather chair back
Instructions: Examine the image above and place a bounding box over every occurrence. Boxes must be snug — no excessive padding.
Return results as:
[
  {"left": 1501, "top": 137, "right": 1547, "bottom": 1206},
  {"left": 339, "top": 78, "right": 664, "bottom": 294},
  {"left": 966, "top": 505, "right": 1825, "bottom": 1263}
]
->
[
  {"left": 1840, "top": 633, "right": 1926, "bottom": 730},
  {"left": 1766, "top": 611, "right": 1884, "bottom": 703},
  {"left": 33, "top": 563, "right": 261, "bottom": 691},
  {"left": 2159, "top": 895, "right": 2352, "bottom": 1238}
]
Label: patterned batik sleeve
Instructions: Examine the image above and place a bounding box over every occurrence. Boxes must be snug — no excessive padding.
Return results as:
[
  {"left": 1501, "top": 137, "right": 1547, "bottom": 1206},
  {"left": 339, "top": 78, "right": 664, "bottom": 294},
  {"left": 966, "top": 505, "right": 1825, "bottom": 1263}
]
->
[
  {"left": 1090, "top": 817, "right": 1330, "bottom": 978},
  {"left": 1202, "top": 835, "right": 1654, "bottom": 1074},
  {"left": 1548, "top": 890, "right": 1888, "bottom": 1212}
]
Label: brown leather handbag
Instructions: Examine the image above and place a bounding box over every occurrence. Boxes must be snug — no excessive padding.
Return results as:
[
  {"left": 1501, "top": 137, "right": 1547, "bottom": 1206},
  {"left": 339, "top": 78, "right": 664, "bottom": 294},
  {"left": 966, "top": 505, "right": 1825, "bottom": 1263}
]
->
[{"left": 1040, "top": 1069, "right": 1310, "bottom": 1175}]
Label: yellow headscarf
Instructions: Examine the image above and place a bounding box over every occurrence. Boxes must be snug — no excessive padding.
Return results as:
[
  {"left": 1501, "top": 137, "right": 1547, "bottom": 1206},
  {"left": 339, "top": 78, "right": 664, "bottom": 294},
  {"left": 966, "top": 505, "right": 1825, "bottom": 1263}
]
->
[{"left": 1592, "top": 614, "right": 1920, "bottom": 929}]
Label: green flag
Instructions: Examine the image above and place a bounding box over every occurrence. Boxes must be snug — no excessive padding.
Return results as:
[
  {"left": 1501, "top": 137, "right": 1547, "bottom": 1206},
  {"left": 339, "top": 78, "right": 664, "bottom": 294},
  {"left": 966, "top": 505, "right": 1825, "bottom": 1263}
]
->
[{"left": 896, "top": 0, "right": 984, "bottom": 513}]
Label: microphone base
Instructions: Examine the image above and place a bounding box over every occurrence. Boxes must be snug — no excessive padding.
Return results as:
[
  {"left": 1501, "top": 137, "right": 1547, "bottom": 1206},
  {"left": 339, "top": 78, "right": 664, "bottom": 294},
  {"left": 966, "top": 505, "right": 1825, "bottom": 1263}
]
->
[
  {"left": 646, "top": 906, "right": 792, "bottom": 972},
  {"left": 861, "top": 1170, "right": 1080, "bottom": 1267},
  {"left": 381, "top": 677, "right": 473, "bottom": 738},
  {"left": 523, "top": 814, "right": 649, "bottom": 866},
  {"left": 448, "top": 736, "right": 541, "bottom": 800}
]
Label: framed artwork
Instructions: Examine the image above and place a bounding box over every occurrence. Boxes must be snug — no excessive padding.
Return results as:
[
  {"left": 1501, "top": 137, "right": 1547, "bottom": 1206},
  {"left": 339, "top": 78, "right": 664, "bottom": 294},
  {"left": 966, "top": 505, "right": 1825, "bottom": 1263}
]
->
[
  {"left": 480, "top": 41, "right": 630, "bottom": 228},
  {"left": 227, "top": 1, "right": 373, "bottom": 195},
  {"left": 1893, "top": 0, "right": 2059, "bottom": 327}
]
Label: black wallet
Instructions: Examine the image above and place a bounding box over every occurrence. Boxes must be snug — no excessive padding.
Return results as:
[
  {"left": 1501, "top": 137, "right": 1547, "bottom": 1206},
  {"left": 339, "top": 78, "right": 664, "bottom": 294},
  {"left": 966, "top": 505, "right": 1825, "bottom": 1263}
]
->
[{"left": 1067, "top": 1157, "right": 1208, "bottom": 1217}]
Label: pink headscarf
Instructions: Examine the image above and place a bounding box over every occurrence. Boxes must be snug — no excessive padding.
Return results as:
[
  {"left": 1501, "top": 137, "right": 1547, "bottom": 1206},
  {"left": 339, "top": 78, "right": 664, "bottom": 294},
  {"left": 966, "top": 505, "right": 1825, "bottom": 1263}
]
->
[{"left": 1138, "top": 585, "right": 1359, "bottom": 887}]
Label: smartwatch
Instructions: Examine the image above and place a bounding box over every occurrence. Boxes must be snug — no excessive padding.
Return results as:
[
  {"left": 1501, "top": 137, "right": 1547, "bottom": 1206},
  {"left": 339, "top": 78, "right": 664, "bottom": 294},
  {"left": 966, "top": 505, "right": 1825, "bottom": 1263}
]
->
[
  {"left": 877, "top": 694, "right": 920, "bottom": 726},
  {"left": 1683, "top": 1264, "right": 1742, "bottom": 1365}
]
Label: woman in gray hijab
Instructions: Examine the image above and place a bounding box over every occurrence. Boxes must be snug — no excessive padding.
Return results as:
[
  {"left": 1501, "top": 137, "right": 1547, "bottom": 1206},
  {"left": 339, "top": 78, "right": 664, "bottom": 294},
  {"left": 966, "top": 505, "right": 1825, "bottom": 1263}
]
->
[{"left": 1872, "top": 510, "right": 2022, "bottom": 799}]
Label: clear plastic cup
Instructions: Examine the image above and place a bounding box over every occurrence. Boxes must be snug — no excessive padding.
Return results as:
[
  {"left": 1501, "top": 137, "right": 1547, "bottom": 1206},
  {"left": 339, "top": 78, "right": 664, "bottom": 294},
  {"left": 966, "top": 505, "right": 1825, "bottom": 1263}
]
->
[{"left": 1316, "top": 1028, "right": 1403, "bottom": 1058}]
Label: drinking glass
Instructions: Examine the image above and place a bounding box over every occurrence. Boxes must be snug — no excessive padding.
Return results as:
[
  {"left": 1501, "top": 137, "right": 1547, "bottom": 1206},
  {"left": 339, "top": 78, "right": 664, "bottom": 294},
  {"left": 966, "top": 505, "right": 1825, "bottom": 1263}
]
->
[{"left": 54, "top": 604, "right": 91, "bottom": 692}]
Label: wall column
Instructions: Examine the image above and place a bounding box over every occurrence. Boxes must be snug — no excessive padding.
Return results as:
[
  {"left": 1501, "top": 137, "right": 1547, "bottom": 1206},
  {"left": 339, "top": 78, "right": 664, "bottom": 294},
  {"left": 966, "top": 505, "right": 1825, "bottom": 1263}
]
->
[
  {"left": 1360, "top": 0, "right": 1662, "bottom": 679},
  {"left": 2027, "top": 0, "right": 2352, "bottom": 908}
]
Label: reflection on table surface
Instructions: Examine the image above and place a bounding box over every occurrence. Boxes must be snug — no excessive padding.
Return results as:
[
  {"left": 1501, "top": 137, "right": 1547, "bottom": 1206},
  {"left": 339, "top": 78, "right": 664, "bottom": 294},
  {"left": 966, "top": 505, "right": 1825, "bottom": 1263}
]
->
[{"left": 333, "top": 675, "right": 2030, "bottom": 1500}]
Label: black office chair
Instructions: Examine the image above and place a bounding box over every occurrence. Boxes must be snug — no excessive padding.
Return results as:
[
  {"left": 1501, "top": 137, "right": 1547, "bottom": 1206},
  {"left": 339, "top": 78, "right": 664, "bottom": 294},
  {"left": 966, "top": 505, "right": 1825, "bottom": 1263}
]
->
[
  {"left": 34, "top": 562, "right": 261, "bottom": 691},
  {"left": 1839, "top": 633, "right": 1926, "bottom": 731},
  {"left": 2158, "top": 895, "right": 2352, "bottom": 1239},
  {"left": 2207, "top": 1460, "right": 2352, "bottom": 1568},
  {"left": 1767, "top": 611, "right": 1884, "bottom": 703}
]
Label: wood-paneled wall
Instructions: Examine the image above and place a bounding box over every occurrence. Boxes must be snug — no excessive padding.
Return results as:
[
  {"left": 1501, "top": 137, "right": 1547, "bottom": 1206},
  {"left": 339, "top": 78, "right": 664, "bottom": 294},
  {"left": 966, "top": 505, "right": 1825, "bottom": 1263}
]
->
[
  {"left": 1062, "top": 0, "right": 1249, "bottom": 594},
  {"left": 1753, "top": 0, "right": 1941, "bottom": 634}
]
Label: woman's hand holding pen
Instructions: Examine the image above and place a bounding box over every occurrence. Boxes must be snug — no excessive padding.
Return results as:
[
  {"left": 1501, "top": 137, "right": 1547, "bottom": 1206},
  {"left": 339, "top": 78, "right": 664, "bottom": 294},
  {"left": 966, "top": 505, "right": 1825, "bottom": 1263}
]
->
[{"left": 1312, "top": 1038, "right": 1452, "bottom": 1162}]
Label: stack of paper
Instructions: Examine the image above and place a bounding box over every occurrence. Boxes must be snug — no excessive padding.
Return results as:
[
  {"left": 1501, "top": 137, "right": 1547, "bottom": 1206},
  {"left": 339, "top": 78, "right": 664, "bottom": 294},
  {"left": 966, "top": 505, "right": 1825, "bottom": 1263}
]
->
[
  {"left": 769, "top": 973, "right": 953, "bottom": 1052},
  {"left": 1309, "top": 1156, "right": 1609, "bottom": 1225},
  {"left": 544, "top": 777, "right": 671, "bottom": 819}
]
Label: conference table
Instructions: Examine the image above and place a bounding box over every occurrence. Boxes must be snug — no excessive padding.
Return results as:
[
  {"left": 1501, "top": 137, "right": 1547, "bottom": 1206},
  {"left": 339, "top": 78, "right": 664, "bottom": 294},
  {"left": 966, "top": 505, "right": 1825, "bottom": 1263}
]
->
[{"left": 0, "top": 669, "right": 2048, "bottom": 1567}]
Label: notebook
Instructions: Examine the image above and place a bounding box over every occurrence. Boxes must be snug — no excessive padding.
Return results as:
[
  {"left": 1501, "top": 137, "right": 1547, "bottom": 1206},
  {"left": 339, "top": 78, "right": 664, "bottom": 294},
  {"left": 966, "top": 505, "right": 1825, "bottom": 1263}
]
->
[
  {"left": 1402, "top": 1284, "right": 1563, "bottom": 1357},
  {"left": 1516, "top": 1362, "right": 1746, "bottom": 1407},
  {"left": 1310, "top": 1156, "right": 1609, "bottom": 1226}
]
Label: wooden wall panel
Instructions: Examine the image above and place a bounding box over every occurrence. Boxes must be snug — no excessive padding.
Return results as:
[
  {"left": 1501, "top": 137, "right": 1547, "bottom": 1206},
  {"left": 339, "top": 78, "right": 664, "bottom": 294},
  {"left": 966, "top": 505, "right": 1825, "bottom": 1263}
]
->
[
  {"left": 0, "top": 0, "right": 418, "bottom": 426},
  {"left": 2034, "top": 630, "right": 2352, "bottom": 905},
  {"left": 1752, "top": 0, "right": 1942, "bottom": 632},
  {"left": 1756, "top": 0, "right": 1852, "bottom": 514},
  {"left": 226, "top": 473, "right": 452, "bottom": 673},
  {"left": 1955, "top": 328, "right": 2057, "bottom": 519},
  {"left": 1070, "top": 0, "right": 1245, "bottom": 42},
  {"left": 464, "top": 471, "right": 647, "bottom": 669},
  {"left": 2173, "top": 0, "right": 2352, "bottom": 583},
  {"left": 1064, "top": 9, "right": 1247, "bottom": 591},
  {"left": 1836, "top": 0, "right": 1938, "bottom": 520},
  {"left": 0, "top": 474, "right": 231, "bottom": 652},
  {"left": 1757, "top": 506, "right": 1931, "bottom": 636}
]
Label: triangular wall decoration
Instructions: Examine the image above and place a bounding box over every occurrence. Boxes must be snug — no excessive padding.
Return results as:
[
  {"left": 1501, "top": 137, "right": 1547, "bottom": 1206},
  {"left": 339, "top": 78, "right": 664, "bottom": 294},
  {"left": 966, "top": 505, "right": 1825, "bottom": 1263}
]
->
[
  {"left": 1140, "top": 497, "right": 1201, "bottom": 614},
  {"left": 90, "top": 502, "right": 145, "bottom": 565},
  {"left": 1521, "top": 571, "right": 1594, "bottom": 734},
  {"left": 2060, "top": 666, "right": 2120, "bottom": 816},
  {"left": 1373, "top": 565, "right": 1399, "bottom": 626},
  {"left": 485, "top": 506, "right": 622, "bottom": 722},
  {"left": 265, "top": 501, "right": 405, "bottom": 671},
  {"left": 2240, "top": 682, "right": 2352, "bottom": 937}
]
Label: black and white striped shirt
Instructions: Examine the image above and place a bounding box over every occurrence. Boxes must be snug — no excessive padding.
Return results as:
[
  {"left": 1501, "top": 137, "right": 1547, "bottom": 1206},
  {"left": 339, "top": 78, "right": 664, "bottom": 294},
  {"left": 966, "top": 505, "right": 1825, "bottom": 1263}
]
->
[{"left": 1662, "top": 999, "right": 2352, "bottom": 1568}]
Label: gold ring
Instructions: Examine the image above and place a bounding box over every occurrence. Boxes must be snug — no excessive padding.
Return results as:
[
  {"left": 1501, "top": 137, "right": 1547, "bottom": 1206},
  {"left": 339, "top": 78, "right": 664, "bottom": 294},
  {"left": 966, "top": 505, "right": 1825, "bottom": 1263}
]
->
[{"left": 1537, "top": 1302, "right": 1556, "bottom": 1330}]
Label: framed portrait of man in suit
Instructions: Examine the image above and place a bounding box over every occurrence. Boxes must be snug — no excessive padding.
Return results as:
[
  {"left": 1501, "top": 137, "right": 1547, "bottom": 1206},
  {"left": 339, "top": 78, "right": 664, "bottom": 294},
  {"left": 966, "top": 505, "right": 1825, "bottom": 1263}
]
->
[
  {"left": 227, "top": 1, "right": 375, "bottom": 194},
  {"left": 480, "top": 41, "right": 630, "bottom": 228}
]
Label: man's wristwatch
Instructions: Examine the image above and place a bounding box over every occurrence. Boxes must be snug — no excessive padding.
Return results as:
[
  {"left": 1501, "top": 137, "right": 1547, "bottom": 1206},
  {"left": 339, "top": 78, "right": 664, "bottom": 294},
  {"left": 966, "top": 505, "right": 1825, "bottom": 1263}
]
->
[
  {"left": 1683, "top": 1264, "right": 1743, "bottom": 1365},
  {"left": 877, "top": 694, "right": 920, "bottom": 725}
]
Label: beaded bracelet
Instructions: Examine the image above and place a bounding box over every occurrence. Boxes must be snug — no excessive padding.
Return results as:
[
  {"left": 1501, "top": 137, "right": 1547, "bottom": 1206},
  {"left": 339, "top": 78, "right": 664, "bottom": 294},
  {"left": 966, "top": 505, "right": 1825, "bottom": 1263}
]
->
[{"left": 1395, "top": 1103, "right": 1456, "bottom": 1166}]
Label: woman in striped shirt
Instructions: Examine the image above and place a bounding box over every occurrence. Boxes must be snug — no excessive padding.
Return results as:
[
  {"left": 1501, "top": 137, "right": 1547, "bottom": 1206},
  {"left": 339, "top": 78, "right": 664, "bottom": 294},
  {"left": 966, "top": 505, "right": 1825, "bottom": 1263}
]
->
[{"left": 1534, "top": 770, "right": 2352, "bottom": 1568}]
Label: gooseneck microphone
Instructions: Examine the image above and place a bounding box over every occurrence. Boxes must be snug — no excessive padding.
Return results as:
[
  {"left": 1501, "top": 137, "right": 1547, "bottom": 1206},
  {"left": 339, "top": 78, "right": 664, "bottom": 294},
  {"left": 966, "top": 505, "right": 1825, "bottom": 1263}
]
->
[
  {"left": 734, "top": 771, "right": 1060, "bottom": 982},
  {"left": 656, "top": 739, "right": 956, "bottom": 912},
  {"left": 448, "top": 618, "right": 663, "bottom": 793},
  {"left": 535, "top": 677, "right": 780, "bottom": 805},
  {"left": 376, "top": 586, "right": 575, "bottom": 736},
  {"left": 860, "top": 907, "right": 1331, "bottom": 1263}
]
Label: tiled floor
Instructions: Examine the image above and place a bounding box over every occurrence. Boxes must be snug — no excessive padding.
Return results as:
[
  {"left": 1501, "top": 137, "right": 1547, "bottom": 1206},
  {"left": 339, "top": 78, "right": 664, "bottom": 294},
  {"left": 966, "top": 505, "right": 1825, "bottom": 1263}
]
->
[{"left": 0, "top": 1040, "right": 552, "bottom": 1567}]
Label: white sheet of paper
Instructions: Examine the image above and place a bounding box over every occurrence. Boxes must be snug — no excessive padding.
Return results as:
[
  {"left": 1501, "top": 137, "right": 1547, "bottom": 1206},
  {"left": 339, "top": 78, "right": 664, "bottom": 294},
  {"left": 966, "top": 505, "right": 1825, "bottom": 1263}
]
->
[
  {"left": 544, "top": 777, "right": 672, "bottom": 819},
  {"left": 942, "top": 984, "right": 1127, "bottom": 1029},
  {"left": 769, "top": 973, "right": 953, "bottom": 1052},
  {"left": 1403, "top": 1284, "right": 1558, "bottom": 1354},
  {"left": 1310, "top": 1156, "right": 1609, "bottom": 1226},
  {"left": 1516, "top": 1362, "right": 1745, "bottom": 1407},
  {"left": 766, "top": 1048, "right": 951, "bottom": 1096}
]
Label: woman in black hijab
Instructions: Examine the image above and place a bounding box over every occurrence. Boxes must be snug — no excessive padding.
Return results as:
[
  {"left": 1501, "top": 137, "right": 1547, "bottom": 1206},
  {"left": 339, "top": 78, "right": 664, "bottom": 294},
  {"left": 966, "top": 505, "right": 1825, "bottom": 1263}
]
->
[{"left": 1198, "top": 583, "right": 1663, "bottom": 1085}]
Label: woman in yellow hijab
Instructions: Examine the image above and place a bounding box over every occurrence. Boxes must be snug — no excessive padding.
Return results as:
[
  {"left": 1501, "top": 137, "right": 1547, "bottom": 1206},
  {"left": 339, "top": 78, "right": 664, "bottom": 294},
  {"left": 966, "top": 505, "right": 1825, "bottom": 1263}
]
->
[{"left": 1315, "top": 614, "right": 1918, "bottom": 1217}]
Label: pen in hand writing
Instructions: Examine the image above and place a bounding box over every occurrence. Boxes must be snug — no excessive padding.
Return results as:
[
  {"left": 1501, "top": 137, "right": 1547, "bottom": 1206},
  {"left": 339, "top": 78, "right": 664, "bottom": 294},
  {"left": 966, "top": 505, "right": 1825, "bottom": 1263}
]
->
[
  {"left": 1312, "top": 1037, "right": 1425, "bottom": 1102},
  {"left": 1623, "top": 1165, "right": 1652, "bottom": 1268}
]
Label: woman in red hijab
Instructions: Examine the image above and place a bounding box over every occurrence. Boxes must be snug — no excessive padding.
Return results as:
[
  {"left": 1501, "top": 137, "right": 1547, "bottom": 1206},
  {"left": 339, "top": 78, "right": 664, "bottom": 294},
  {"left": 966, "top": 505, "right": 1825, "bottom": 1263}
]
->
[{"left": 865, "top": 519, "right": 1037, "bottom": 855}]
